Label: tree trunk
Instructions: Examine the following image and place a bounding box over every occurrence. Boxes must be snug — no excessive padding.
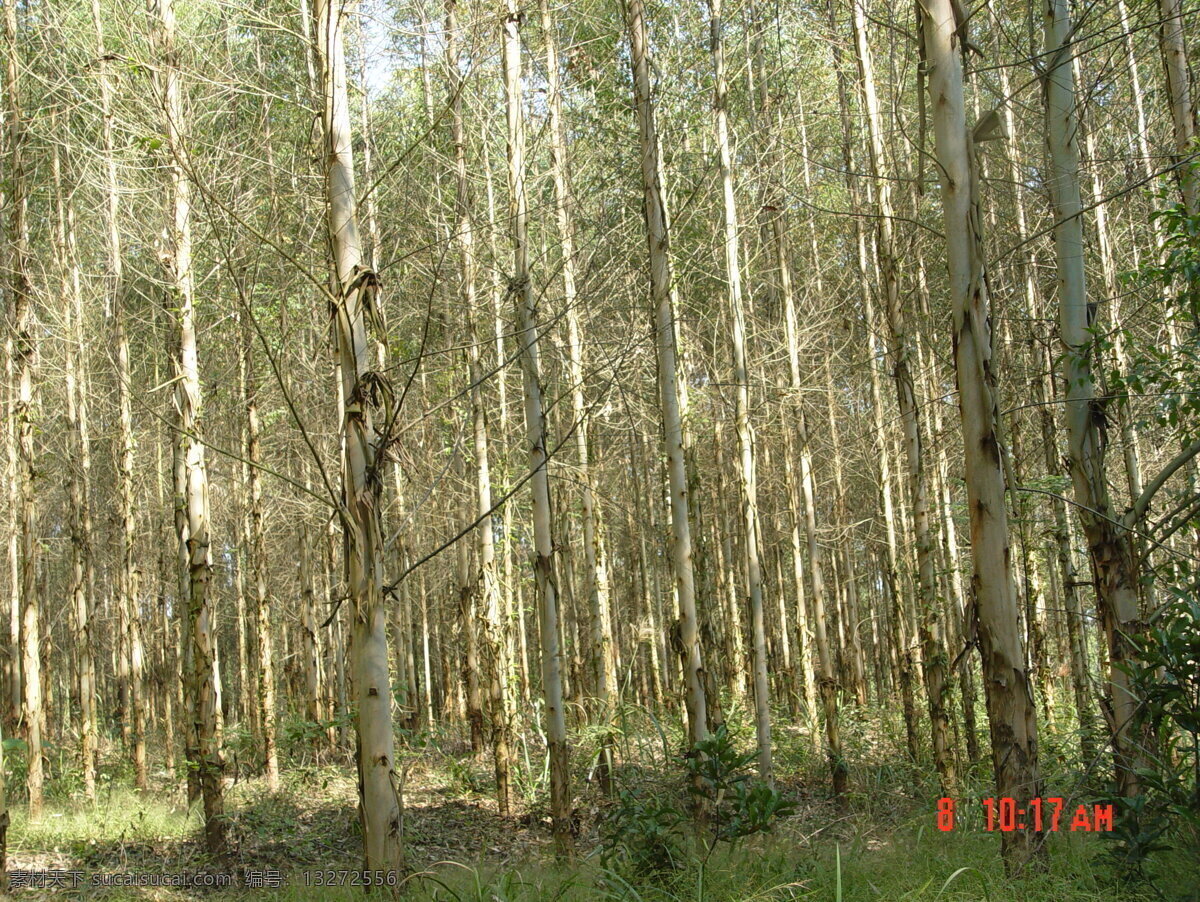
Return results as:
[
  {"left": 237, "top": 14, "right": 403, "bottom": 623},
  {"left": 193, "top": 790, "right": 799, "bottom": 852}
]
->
[
  {"left": 0, "top": 715, "right": 6, "bottom": 869},
  {"left": 502, "top": 0, "right": 572, "bottom": 855},
  {"left": 301, "top": 521, "right": 322, "bottom": 726},
  {"left": 708, "top": 0, "right": 772, "bottom": 784},
  {"left": 540, "top": 0, "right": 617, "bottom": 793},
  {"left": 625, "top": 0, "right": 709, "bottom": 761},
  {"left": 916, "top": 265, "right": 981, "bottom": 767},
  {"left": 920, "top": 0, "right": 1043, "bottom": 868},
  {"left": 172, "top": 383, "right": 198, "bottom": 803},
  {"left": 5, "top": 347, "right": 18, "bottom": 740},
  {"left": 456, "top": 452, "right": 484, "bottom": 755},
  {"left": 244, "top": 318, "right": 279, "bottom": 790},
  {"left": 829, "top": 10, "right": 914, "bottom": 745},
  {"left": 445, "top": 0, "right": 513, "bottom": 813},
  {"left": 87, "top": 0, "right": 131, "bottom": 797},
  {"left": 51, "top": 126, "right": 98, "bottom": 802},
  {"left": 1043, "top": 0, "right": 1149, "bottom": 800},
  {"left": 851, "top": 0, "right": 953, "bottom": 792},
  {"left": 148, "top": 0, "right": 225, "bottom": 852},
  {"left": 4, "top": 0, "right": 42, "bottom": 822},
  {"left": 129, "top": 570, "right": 147, "bottom": 789},
  {"left": 1158, "top": 0, "right": 1198, "bottom": 213},
  {"left": 313, "top": 0, "right": 404, "bottom": 873}
]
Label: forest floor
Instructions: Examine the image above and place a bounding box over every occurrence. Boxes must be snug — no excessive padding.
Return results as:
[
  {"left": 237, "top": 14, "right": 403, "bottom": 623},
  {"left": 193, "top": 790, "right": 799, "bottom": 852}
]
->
[{"left": 4, "top": 718, "right": 1196, "bottom": 901}]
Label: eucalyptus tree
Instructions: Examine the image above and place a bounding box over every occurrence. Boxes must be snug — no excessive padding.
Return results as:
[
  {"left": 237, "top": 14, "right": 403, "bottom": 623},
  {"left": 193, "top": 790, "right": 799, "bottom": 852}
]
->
[
  {"left": 51, "top": 127, "right": 98, "bottom": 800},
  {"left": 706, "top": 0, "right": 771, "bottom": 784},
  {"left": 625, "top": 0, "right": 709, "bottom": 760},
  {"left": 147, "top": 0, "right": 225, "bottom": 853},
  {"left": 445, "top": 0, "right": 513, "bottom": 815},
  {"left": 919, "top": 0, "right": 1042, "bottom": 868},
  {"left": 1157, "top": 0, "right": 1197, "bottom": 214},
  {"left": 313, "top": 0, "right": 404, "bottom": 873},
  {"left": 541, "top": 0, "right": 618, "bottom": 791},
  {"left": 3, "top": 0, "right": 43, "bottom": 822},
  {"left": 503, "top": 0, "right": 572, "bottom": 853},
  {"left": 851, "top": 0, "right": 952, "bottom": 792},
  {"left": 1043, "top": 0, "right": 1200, "bottom": 802}
]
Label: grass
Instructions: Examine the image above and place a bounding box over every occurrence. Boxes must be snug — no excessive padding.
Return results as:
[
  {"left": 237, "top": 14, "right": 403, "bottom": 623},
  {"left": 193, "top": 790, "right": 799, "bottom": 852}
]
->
[
  {"left": 4, "top": 775, "right": 1189, "bottom": 900},
  {"left": 3, "top": 706, "right": 1196, "bottom": 899},
  {"left": 375, "top": 827, "right": 1153, "bottom": 901}
]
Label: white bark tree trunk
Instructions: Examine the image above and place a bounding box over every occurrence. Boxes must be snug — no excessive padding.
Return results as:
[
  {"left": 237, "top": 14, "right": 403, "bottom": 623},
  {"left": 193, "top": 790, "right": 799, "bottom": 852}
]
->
[
  {"left": 244, "top": 322, "right": 279, "bottom": 790},
  {"left": 51, "top": 122, "right": 98, "bottom": 802},
  {"left": 442, "top": 0, "right": 513, "bottom": 812},
  {"left": 314, "top": 0, "right": 404, "bottom": 873},
  {"left": 4, "top": 2, "right": 39, "bottom": 814},
  {"left": 1044, "top": 0, "right": 1150, "bottom": 799},
  {"left": 625, "top": 0, "right": 709, "bottom": 756},
  {"left": 921, "top": 0, "right": 1043, "bottom": 868},
  {"left": 148, "top": 0, "right": 224, "bottom": 852},
  {"left": 1158, "top": 0, "right": 1198, "bottom": 213},
  {"left": 852, "top": 0, "right": 953, "bottom": 792},
  {"left": 540, "top": 0, "right": 618, "bottom": 791},
  {"left": 503, "top": 0, "right": 572, "bottom": 855},
  {"left": 708, "top": 0, "right": 772, "bottom": 784}
]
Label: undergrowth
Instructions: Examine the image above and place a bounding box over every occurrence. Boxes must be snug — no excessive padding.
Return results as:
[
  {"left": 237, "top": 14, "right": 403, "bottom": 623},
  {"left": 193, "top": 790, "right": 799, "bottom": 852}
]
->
[{"left": 3, "top": 699, "right": 1197, "bottom": 899}]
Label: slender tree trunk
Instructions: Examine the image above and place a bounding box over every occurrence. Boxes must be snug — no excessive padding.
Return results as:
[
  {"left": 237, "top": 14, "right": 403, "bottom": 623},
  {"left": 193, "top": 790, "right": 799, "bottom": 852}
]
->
[
  {"left": 852, "top": 0, "right": 953, "bottom": 791},
  {"left": 300, "top": 519, "right": 322, "bottom": 726},
  {"left": 129, "top": 570, "right": 147, "bottom": 789},
  {"left": 829, "top": 12, "right": 914, "bottom": 745},
  {"left": 172, "top": 380, "right": 198, "bottom": 802},
  {"left": 87, "top": 0, "right": 133, "bottom": 797},
  {"left": 502, "top": 0, "right": 571, "bottom": 854},
  {"left": 631, "top": 432, "right": 668, "bottom": 709},
  {"left": 314, "top": 0, "right": 404, "bottom": 872},
  {"left": 52, "top": 129, "right": 98, "bottom": 802},
  {"left": 776, "top": 90, "right": 818, "bottom": 729},
  {"left": 243, "top": 318, "right": 279, "bottom": 790},
  {"left": 120, "top": 309, "right": 140, "bottom": 786},
  {"left": 1068, "top": 61, "right": 1147, "bottom": 512},
  {"left": 708, "top": 0, "right": 772, "bottom": 784},
  {"left": 762, "top": 65, "right": 843, "bottom": 789},
  {"left": 713, "top": 432, "right": 748, "bottom": 702},
  {"left": 626, "top": 0, "right": 709, "bottom": 762},
  {"left": 540, "top": 0, "right": 617, "bottom": 792},
  {"left": 920, "top": 0, "right": 1043, "bottom": 868},
  {"left": 916, "top": 266, "right": 981, "bottom": 766},
  {"left": 0, "top": 719, "right": 6, "bottom": 871},
  {"left": 1158, "top": 0, "right": 1198, "bottom": 214},
  {"left": 1037, "top": 351, "right": 1094, "bottom": 753},
  {"left": 234, "top": 507, "right": 252, "bottom": 735},
  {"left": 158, "top": 535, "right": 176, "bottom": 772},
  {"left": 108, "top": 0, "right": 139, "bottom": 778},
  {"left": 5, "top": 347, "right": 17, "bottom": 740},
  {"left": 445, "top": 0, "right": 513, "bottom": 813},
  {"left": 148, "top": 0, "right": 225, "bottom": 852},
  {"left": 455, "top": 448, "right": 485, "bottom": 755},
  {"left": 4, "top": 0, "right": 42, "bottom": 822},
  {"left": 482, "top": 140, "right": 523, "bottom": 711},
  {"left": 420, "top": 570, "right": 434, "bottom": 728},
  {"left": 1043, "top": 0, "right": 1150, "bottom": 799}
]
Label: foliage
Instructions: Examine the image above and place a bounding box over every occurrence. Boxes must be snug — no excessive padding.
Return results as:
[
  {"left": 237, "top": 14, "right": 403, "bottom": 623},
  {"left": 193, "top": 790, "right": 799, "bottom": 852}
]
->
[
  {"left": 1108, "top": 587, "right": 1200, "bottom": 881},
  {"left": 1116, "top": 165, "right": 1200, "bottom": 445},
  {"left": 684, "top": 725, "right": 795, "bottom": 850},
  {"left": 1100, "top": 176, "right": 1200, "bottom": 883},
  {"left": 598, "top": 778, "right": 688, "bottom": 879},
  {"left": 280, "top": 715, "right": 331, "bottom": 760},
  {"left": 598, "top": 725, "right": 794, "bottom": 893}
]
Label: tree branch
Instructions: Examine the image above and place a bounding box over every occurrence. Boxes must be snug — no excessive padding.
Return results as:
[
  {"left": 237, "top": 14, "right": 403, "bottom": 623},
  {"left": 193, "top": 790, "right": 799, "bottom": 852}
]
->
[{"left": 1126, "top": 436, "right": 1200, "bottom": 528}]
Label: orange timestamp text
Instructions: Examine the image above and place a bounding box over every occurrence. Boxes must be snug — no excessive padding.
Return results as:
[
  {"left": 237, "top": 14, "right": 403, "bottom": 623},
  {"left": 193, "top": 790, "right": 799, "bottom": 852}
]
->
[{"left": 936, "top": 797, "right": 1114, "bottom": 833}]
